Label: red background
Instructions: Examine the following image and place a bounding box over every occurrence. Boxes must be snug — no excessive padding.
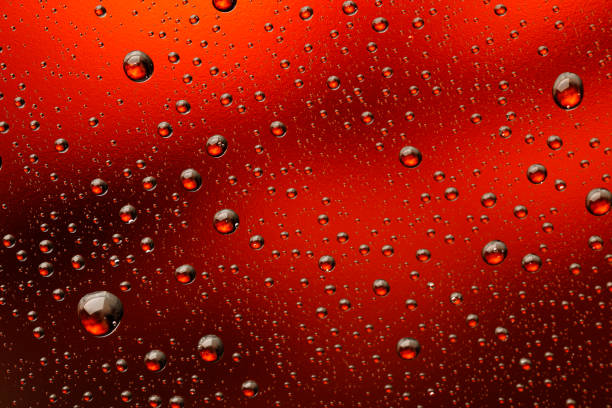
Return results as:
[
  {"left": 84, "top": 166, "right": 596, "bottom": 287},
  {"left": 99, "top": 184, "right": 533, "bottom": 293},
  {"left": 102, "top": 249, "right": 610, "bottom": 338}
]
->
[{"left": 0, "top": 0, "right": 610, "bottom": 406}]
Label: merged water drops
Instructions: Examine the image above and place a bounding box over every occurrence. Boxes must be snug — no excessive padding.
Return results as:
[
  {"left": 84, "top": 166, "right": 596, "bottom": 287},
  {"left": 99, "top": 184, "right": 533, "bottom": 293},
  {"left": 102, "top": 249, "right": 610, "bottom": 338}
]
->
[
  {"left": 552, "top": 72, "right": 583, "bottom": 110},
  {"left": 198, "top": 334, "right": 224, "bottom": 362},
  {"left": 77, "top": 291, "right": 123, "bottom": 337},
  {"left": 123, "top": 51, "right": 154, "bottom": 82}
]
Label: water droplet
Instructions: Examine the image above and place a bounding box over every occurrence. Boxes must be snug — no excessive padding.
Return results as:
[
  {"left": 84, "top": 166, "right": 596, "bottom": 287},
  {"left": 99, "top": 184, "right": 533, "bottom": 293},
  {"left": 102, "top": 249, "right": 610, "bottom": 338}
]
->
[
  {"left": 144, "top": 350, "right": 167, "bottom": 372},
  {"left": 397, "top": 337, "right": 421, "bottom": 360},
  {"left": 270, "top": 121, "right": 287, "bottom": 137},
  {"left": 481, "top": 192, "right": 497, "bottom": 208},
  {"left": 521, "top": 253, "right": 542, "bottom": 272},
  {"left": 206, "top": 135, "right": 228, "bottom": 157},
  {"left": 495, "top": 326, "right": 509, "bottom": 341},
  {"left": 213, "top": 0, "right": 237, "bottom": 12},
  {"left": 77, "top": 291, "right": 123, "bottom": 337},
  {"left": 552, "top": 72, "right": 583, "bottom": 110},
  {"left": 299, "top": 6, "right": 313, "bottom": 20},
  {"left": 494, "top": 4, "right": 507, "bottom": 16},
  {"left": 249, "top": 235, "right": 264, "bottom": 250},
  {"left": 318, "top": 255, "right": 336, "bottom": 272},
  {"left": 399, "top": 146, "right": 422, "bottom": 168},
  {"left": 119, "top": 204, "right": 137, "bottom": 224},
  {"left": 175, "top": 264, "right": 196, "bottom": 284},
  {"left": 241, "top": 380, "right": 259, "bottom": 398},
  {"left": 123, "top": 51, "right": 154, "bottom": 82},
  {"left": 526, "top": 164, "right": 547, "bottom": 184},
  {"left": 371, "top": 17, "right": 389, "bottom": 33},
  {"left": 180, "top": 168, "right": 202, "bottom": 191},
  {"left": 94, "top": 5, "right": 106, "bottom": 17},
  {"left": 585, "top": 188, "right": 611, "bottom": 216},
  {"left": 482, "top": 240, "right": 508, "bottom": 265},
  {"left": 213, "top": 209, "right": 239, "bottom": 234},
  {"left": 342, "top": 1, "right": 357, "bottom": 15},
  {"left": 372, "top": 279, "right": 390, "bottom": 296},
  {"left": 90, "top": 178, "right": 108, "bottom": 196},
  {"left": 450, "top": 292, "right": 463, "bottom": 305},
  {"left": 198, "top": 334, "right": 224, "bottom": 362}
]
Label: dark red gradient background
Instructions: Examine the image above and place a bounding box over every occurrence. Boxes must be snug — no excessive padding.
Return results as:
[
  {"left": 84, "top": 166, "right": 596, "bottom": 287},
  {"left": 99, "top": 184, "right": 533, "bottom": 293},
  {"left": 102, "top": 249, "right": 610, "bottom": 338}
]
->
[{"left": 0, "top": 0, "right": 610, "bottom": 406}]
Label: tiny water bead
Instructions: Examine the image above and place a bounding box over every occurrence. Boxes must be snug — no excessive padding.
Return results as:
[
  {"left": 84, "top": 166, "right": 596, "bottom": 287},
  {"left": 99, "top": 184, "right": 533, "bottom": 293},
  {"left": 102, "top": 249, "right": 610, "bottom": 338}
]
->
[
  {"left": 397, "top": 337, "right": 421, "bottom": 360},
  {"left": 123, "top": 51, "right": 154, "bottom": 82},
  {"left": 552, "top": 72, "right": 583, "bottom": 110},
  {"left": 585, "top": 188, "right": 611, "bottom": 216},
  {"left": 144, "top": 350, "right": 167, "bottom": 372},
  {"left": 482, "top": 240, "right": 508, "bottom": 265},
  {"left": 198, "top": 334, "right": 224, "bottom": 362},
  {"left": 526, "top": 164, "right": 547, "bottom": 184},
  {"left": 77, "top": 291, "right": 123, "bottom": 337},
  {"left": 213, "top": 209, "right": 239, "bottom": 234},
  {"left": 180, "top": 168, "right": 202, "bottom": 191},
  {"left": 399, "top": 146, "right": 422, "bottom": 168}
]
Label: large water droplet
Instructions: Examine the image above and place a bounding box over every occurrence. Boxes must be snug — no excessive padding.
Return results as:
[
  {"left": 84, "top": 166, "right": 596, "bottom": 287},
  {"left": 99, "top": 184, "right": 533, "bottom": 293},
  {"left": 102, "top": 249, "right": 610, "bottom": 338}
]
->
[
  {"left": 77, "top": 291, "right": 123, "bottom": 337},
  {"left": 396, "top": 337, "right": 421, "bottom": 360},
  {"left": 123, "top": 51, "right": 154, "bottom": 82},
  {"left": 585, "top": 188, "right": 611, "bottom": 216},
  {"left": 198, "top": 334, "right": 224, "bottom": 362},
  {"left": 552, "top": 72, "right": 583, "bottom": 110},
  {"left": 482, "top": 240, "right": 508, "bottom": 265}
]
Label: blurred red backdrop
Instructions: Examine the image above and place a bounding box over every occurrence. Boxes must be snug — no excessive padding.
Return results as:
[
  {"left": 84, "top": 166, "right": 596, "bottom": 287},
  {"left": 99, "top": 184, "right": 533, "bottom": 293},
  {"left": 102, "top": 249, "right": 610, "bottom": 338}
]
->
[{"left": 0, "top": 0, "right": 610, "bottom": 406}]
